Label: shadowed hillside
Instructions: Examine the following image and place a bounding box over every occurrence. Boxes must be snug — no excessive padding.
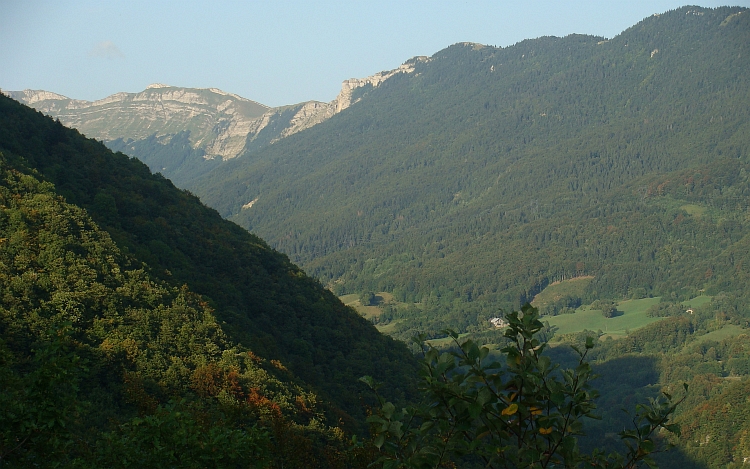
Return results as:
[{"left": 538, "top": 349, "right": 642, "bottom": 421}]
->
[{"left": 0, "top": 95, "right": 419, "bottom": 428}]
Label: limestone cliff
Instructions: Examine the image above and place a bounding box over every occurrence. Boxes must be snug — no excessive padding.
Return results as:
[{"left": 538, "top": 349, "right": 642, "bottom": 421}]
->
[
  {"left": 7, "top": 85, "right": 270, "bottom": 161},
  {"left": 7, "top": 56, "right": 427, "bottom": 180},
  {"left": 244, "top": 56, "right": 429, "bottom": 148}
]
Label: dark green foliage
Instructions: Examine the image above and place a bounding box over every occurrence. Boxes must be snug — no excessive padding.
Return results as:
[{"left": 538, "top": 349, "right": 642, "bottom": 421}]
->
[
  {"left": 0, "top": 94, "right": 419, "bottom": 426},
  {"left": 363, "top": 305, "right": 684, "bottom": 468},
  {"left": 646, "top": 302, "right": 685, "bottom": 318},
  {"left": 592, "top": 300, "right": 619, "bottom": 318},
  {"left": 360, "top": 291, "right": 376, "bottom": 306},
  {"left": 92, "top": 400, "right": 270, "bottom": 469},
  {"left": 541, "top": 295, "right": 582, "bottom": 317},
  {"left": 0, "top": 324, "right": 85, "bottom": 467},
  {"left": 0, "top": 156, "right": 355, "bottom": 466}
]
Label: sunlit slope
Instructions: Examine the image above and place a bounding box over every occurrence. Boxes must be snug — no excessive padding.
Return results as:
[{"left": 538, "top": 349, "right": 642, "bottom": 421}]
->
[{"left": 0, "top": 95, "right": 419, "bottom": 422}]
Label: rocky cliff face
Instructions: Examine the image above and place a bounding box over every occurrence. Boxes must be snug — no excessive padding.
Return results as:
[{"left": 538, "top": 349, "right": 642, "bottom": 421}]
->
[
  {"left": 331, "top": 57, "right": 428, "bottom": 114},
  {"left": 7, "top": 84, "right": 270, "bottom": 161},
  {"left": 238, "top": 56, "right": 429, "bottom": 152},
  {"left": 7, "top": 57, "right": 427, "bottom": 180}
]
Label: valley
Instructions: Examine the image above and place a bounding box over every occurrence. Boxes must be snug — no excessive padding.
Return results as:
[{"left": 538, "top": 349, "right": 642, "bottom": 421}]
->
[{"left": 3, "top": 5, "right": 750, "bottom": 467}]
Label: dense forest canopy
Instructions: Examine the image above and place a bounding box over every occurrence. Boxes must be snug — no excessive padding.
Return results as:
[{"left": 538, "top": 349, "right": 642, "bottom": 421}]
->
[
  {"left": 0, "top": 93, "right": 420, "bottom": 465},
  {"left": 188, "top": 6, "right": 750, "bottom": 339}
]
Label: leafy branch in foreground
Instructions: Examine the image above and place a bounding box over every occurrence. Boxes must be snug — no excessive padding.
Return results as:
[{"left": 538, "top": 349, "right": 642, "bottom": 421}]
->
[{"left": 362, "top": 304, "right": 685, "bottom": 469}]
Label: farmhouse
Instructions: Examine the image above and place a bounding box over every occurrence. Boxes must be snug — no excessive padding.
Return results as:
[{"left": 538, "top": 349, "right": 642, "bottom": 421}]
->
[{"left": 489, "top": 317, "right": 509, "bottom": 329}]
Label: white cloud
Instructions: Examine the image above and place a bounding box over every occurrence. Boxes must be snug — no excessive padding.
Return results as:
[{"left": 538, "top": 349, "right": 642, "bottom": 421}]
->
[{"left": 88, "top": 41, "right": 124, "bottom": 59}]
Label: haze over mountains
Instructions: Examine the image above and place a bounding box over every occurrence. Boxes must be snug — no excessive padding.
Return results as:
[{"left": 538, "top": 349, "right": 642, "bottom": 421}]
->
[{"left": 4, "top": 6, "right": 750, "bottom": 466}]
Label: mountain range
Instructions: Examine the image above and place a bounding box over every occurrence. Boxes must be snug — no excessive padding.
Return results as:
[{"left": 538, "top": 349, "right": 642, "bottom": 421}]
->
[
  {"left": 4, "top": 6, "right": 750, "bottom": 466},
  {"left": 8, "top": 58, "right": 426, "bottom": 187},
  {"left": 193, "top": 5, "right": 750, "bottom": 337},
  {"left": 9, "top": 6, "right": 750, "bottom": 339}
]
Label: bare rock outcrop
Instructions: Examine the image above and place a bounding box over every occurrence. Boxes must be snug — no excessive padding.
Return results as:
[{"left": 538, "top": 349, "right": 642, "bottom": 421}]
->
[{"left": 8, "top": 56, "right": 428, "bottom": 162}]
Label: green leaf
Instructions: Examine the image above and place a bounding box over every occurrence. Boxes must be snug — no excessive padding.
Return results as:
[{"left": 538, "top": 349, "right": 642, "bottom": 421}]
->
[
  {"left": 469, "top": 402, "right": 482, "bottom": 419},
  {"left": 382, "top": 402, "right": 396, "bottom": 419}
]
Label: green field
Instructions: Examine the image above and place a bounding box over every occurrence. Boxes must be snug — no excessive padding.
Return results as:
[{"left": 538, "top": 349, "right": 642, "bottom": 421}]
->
[
  {"left": 339, "top": 292, "right": 396, "bottom": 318},
  {"left": 530, "top": 276, "right": 593, "bottom": 309},
  {"left": 680, "top": 204, "right": 708, "bottom": 217},
  {"left": 691, "top": 324, "right": 747, "bottom": 344},
  {"left": 426, "top": 333, "right": 470, "bottom": 347},
  {"left": 546, "top": 297, "right": 662, "bottom": 337},
  {"left": 375, "top": 319, "right": 403, "bottom": 334},
  {"left": 339, "top": 292, "right": 408, "bottom": 334},
  {"left": 684, "top": 295, "right": 712, "bottom": 309},
  {"left": 342, "top": 288, "right": 716, "bottom": 341}
]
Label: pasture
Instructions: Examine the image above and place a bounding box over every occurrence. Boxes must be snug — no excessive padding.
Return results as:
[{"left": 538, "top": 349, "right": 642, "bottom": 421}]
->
[{"left": 546, "top": 297, "right": 662, "bottom": 337}]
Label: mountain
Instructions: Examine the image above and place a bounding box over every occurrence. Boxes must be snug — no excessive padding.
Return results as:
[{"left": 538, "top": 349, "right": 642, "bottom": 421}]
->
[
  {"left": 8, "top": 84, "right": 269, "bottom": 159},
  {"left": 0, "top": 93, "right": 419, "bottom": 445},
  {"left": 187, "top": 6, "right": 750, "bottom": 338},
  {"left": 4, "top": 5, "right": 750, "bottom": 466},
  {"left": 8, "top": 59, "right": 426, "bottom": 187}
]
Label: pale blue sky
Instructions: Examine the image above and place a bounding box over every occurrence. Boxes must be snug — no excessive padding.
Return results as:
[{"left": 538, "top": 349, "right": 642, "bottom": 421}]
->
[{"left": 2, "top": 1, "right": 748, "bottom": 107}]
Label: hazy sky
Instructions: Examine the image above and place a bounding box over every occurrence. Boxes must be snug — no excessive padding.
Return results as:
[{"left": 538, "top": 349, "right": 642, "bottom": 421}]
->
[{"left": 2, "top": 1, "right": 748, "bottom": 107}]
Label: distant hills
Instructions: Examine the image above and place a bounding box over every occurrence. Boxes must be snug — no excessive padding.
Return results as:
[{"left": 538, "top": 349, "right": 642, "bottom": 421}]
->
[
  {"left": 8, "top": 84, "right": 269, "bottom": 160},
  {"left": 185, "top": 5, "right": 750, "bottom": 337},
  {"left": 8, "top": 58, "right": 426, "bottom": 187}
]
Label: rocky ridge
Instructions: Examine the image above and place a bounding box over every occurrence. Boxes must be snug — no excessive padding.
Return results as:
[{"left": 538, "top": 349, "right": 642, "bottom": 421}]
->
[
  {"left": 7, "top": 57, "right": 428, "bottom": 164},
  {"left": 6, "top": 85, "right": 270, "bottom": 161}
]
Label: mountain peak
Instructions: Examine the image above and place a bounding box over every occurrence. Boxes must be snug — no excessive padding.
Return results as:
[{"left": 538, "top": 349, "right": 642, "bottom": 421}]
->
[{"left": 6, "top": 89, "right": 71, "bottom": 104}]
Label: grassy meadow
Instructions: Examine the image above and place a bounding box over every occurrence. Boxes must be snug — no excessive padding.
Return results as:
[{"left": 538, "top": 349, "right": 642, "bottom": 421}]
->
[
  {"left": 545, "top": 297, "right": 663, "bottom": 338},
  {"left": 530, "top": 276, "right": 593, "bottom": 310},
  {"left": 339, "top": 292, "right": 406, "bottom": 334},
  {"left": 340, "top": 280, "right": 720, "bottom": 343}
]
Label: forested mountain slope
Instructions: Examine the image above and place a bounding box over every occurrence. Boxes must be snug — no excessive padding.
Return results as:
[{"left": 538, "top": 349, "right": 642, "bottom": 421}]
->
[
  {"left": 0, "top": 155, "right": 346, "bottom": 467},
  {"left": 0, "top": 94, "right": 419, "bottom": 431},
  {"left": 191, "top": 6, "right": 750, "bottom": 336}
]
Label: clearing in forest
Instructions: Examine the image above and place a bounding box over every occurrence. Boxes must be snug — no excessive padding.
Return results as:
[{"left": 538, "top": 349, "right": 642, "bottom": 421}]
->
[
  {"left": 547, "top": 297, "right": 662, "bottom": 338},
  {"left": 530, "top": 276, "right": 593, "bottom": 310}
]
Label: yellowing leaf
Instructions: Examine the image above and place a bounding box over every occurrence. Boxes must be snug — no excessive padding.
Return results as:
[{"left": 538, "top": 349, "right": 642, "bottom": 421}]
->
[
  {"left": 502, "top": 403, "right": 518, "bottom": 416},
  {"left": 530, "top": 406, "right": 542, "bottom": 416},
  {"left": 539, "top": 427, "right": 553, "bottom": 435}
]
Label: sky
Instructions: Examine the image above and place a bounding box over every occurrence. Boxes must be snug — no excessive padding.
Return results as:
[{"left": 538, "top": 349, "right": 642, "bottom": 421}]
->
[{"left": 2, "top": 1, "right": 748, "bottom": 107}]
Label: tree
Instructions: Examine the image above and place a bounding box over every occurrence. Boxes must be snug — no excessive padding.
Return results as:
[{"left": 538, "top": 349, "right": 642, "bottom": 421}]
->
[
  {"left": 0, "top": 323, "right": 86, "bottom": 467},
  {"left": 362, "top": 304, "right": 684, "bottom": 468},
  {"left": 360, "top": 291, "right": 377, "bottom": 307},
  {"left": 592, "top": 300, "right": 619, "bottom": 318}
]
